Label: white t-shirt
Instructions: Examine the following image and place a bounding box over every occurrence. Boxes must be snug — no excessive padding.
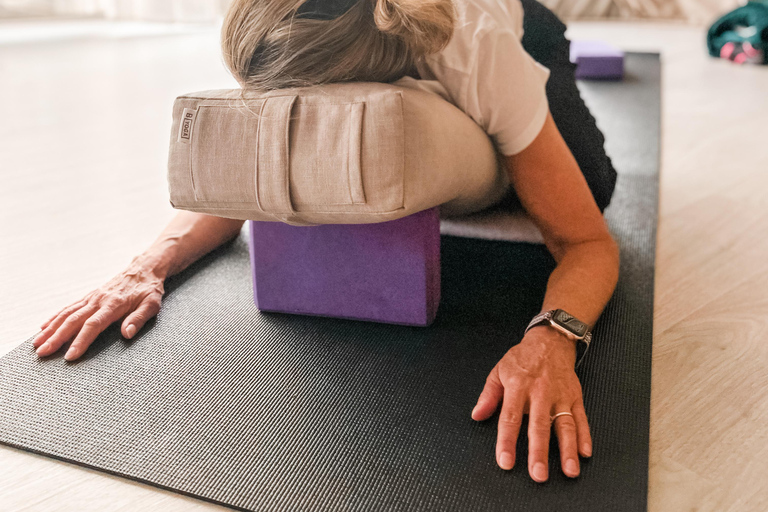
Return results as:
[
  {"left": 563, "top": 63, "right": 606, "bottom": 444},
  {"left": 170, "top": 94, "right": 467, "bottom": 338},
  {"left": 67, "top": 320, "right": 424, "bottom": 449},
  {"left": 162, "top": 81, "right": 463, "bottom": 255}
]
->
[{"left": 394, "top": 0, "right": 551, "bottom": 156}]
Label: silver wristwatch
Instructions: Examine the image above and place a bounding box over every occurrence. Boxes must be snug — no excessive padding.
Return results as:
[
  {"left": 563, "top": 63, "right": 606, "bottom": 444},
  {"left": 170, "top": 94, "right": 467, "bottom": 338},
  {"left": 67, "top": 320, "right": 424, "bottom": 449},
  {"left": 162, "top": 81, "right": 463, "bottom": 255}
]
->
[{"left": 524, "top": 309, "right": 592, "bottom": 369}]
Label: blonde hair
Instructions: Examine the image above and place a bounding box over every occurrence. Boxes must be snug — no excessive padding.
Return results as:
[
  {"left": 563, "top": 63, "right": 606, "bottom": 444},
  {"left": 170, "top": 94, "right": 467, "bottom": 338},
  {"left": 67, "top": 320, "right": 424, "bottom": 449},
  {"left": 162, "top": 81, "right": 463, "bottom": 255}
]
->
[{"left": 221, "top": 0, "right": 455, "bottom": 91}]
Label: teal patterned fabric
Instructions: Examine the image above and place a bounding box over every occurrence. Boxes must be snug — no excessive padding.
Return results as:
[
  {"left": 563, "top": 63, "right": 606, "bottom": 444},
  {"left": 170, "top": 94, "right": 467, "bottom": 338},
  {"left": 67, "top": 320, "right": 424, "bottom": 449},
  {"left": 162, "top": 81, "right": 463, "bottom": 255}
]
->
[{"left": 708, "top": 1, "right": 768, "bottom": 64}]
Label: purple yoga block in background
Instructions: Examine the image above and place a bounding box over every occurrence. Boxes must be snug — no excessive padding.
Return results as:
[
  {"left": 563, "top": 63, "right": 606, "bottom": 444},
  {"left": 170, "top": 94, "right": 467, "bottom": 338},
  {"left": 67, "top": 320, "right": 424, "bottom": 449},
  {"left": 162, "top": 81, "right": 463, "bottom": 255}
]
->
[
  {"left": 248, "top": 208, "right": 441, "bottom": 326},
  {"left": 570, "top": 40, "right": 625, "bottom": 80}
]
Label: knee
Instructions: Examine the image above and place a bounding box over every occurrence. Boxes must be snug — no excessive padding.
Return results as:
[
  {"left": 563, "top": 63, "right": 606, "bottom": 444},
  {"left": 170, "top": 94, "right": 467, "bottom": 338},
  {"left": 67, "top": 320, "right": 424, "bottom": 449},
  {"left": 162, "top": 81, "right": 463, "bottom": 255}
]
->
[
  {"left": 520, "top": 0, "right": 569, "bottom": 52},
  {"left": 586, "top": 157, "right": 618, "bottom": 213}
]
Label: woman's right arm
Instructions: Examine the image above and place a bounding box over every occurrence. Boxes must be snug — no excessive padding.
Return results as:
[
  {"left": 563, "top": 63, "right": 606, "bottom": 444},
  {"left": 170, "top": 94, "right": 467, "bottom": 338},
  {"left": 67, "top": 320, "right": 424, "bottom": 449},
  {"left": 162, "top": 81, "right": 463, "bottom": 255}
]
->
[{"left": 33, "top": 212, "right": 245, "bottom": 362}]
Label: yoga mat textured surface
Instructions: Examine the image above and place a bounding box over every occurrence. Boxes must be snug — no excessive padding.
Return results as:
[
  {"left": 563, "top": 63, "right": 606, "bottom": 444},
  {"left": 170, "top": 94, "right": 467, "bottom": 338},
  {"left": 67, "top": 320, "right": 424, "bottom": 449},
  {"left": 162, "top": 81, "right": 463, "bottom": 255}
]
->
[{"left": 0, "top": 53, "right": 660, "bottom": 511}]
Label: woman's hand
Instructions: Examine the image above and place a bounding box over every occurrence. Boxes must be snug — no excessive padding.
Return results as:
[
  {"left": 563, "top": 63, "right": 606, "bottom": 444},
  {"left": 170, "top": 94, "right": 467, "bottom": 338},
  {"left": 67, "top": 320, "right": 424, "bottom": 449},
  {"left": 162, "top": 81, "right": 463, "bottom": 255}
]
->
[
  {"left": 471, "top": 326, "right": 593, "bottom": 482},
  {"left": 31, "top": 212, "right": 246, "bottom": 362},
  {"left": 32, "top": 255, "right": 166, "bottom": 362}
]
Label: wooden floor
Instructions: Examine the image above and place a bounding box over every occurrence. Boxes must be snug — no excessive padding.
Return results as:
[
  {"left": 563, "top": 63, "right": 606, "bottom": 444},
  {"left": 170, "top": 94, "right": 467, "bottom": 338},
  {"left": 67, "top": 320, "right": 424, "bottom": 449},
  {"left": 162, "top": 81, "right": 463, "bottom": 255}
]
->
[{"left": 0, "top": 19, "right": 766, "bottom": 511}]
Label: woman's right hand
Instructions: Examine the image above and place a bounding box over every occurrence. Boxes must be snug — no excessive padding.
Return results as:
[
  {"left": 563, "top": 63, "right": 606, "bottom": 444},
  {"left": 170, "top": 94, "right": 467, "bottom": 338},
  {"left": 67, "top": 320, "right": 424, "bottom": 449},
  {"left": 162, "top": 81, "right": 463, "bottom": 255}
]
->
[
  {"left": 33, "top": 255, "right": 166, "bottom": 362},
  {"left": 32, "top": 212, "right": 245, "bottom": 361}
]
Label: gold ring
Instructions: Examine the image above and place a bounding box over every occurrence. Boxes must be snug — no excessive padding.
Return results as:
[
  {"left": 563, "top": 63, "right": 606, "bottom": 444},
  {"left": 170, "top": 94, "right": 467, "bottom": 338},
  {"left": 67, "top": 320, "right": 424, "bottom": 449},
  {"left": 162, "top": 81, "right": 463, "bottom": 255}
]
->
[{"left": 550, "top": 411, "right": 573, "bottom": 422}]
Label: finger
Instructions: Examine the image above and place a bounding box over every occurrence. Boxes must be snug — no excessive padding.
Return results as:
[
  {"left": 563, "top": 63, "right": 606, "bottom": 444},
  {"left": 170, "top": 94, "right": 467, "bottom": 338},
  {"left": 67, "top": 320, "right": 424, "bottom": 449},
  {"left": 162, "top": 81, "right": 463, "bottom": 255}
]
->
[
  {"left": 527, "top": 396, "right": 552, "bottom": 483},
  {"left": 40, "top": 298, "right": 87, "bottom": 331},
  {"left": 496, "top": 384, "right": 526, "bottom": 470},
  {"left": 553, "top": 405, "right": 580, "bottom": 478},
  {"left": 472, "top": 367, "right": 504, "bottom": 421},
  {"left": 64, "top": 304, "right": 127, "bottom": 361},
  {"left": 572, "top": 400, "right": 593, "bottom": 458},
  {"left": 35, "top": 304, "right": 99, "bottom": 357},
  {"left": 34, "top": 299, "right": 89, "bottom": 348},
  {"left": 33, "top": 329, "right": 53, "bottom": 349},
  {"left": 120, "top": 294, "right": 162, "bottom": 339}
]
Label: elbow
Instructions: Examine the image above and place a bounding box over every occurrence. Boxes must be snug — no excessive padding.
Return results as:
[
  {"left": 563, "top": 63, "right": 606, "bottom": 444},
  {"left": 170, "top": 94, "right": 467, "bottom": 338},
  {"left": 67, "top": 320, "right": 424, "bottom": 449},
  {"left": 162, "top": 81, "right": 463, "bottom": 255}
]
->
[
  {"left": 552, "top": 232, "right": 620, "bottom": 287},
  {"left": 550, "top": 230, "right": 619, "bottom": 265},
  {"left": 605, "top": 234, "right": 620, "bottom": 287},
  {"left": 589, "top": 232, "right": 620, "bottom": 293},
  {"left": 583, "top": 233, "right": 620, "bottom": 292}
]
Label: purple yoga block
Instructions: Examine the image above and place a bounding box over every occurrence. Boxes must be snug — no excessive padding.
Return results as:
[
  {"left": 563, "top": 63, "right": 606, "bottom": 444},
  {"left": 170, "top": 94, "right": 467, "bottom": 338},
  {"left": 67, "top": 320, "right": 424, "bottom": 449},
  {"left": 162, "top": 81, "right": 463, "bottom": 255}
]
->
[
  {"left": 248, "top": 208, "right": 441, "bottom": 326},
  {"left": 570, "top": 40, "right": 625, "bottom": 80}
]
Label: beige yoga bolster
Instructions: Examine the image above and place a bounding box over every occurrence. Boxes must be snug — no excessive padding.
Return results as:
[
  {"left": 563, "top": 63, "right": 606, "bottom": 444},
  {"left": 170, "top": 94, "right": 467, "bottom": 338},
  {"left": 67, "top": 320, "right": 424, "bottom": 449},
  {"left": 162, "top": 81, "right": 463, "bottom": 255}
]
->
[{"left": 167, "top": 81, "right": 510, "bottom": 226}]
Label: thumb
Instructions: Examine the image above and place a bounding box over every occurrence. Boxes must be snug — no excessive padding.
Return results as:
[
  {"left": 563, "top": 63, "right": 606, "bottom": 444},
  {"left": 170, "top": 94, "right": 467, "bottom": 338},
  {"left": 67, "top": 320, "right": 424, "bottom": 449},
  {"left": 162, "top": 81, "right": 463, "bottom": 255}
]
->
[
  {"left": 472, "top": 366, "right": 504, "bottom": 421},
  {"left": 121, "top": 294, "right": 162, "bottom": 339}
]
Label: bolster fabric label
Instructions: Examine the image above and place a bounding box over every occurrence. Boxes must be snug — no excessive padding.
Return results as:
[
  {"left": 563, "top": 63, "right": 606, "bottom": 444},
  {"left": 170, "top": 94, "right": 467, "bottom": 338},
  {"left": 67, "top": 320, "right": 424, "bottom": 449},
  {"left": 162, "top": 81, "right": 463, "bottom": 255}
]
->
[{"left": 178, "top": 108, "right": 198, "bottom": 144}]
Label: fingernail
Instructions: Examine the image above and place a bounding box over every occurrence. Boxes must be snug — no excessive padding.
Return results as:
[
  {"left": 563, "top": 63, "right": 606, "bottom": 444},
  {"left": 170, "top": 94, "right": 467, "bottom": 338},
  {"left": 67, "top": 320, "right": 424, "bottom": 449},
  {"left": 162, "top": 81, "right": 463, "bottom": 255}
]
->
[
  {"left": 583, "top": 443, "right": 592, "bottom": 457},
  {"left": 565, "top": 458, "right": 579, "bottom": 476},
  {"left": 126, "top": 325, "right": 136, "bottom": 339},
  {"left": 533, "top": 462, "right": 548, "bottom": 481},
  {"left": 499, "top": 452, "right": 514, "bottom": 470},
  {"left": 64, "top": 349, "right": 77, "bottom": 361}
]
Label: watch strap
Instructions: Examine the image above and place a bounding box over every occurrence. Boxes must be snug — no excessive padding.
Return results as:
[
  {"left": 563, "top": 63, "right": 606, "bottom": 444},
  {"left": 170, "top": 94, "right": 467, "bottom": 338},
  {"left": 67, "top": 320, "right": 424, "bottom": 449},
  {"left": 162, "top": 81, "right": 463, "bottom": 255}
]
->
[{"left": 525, "top": 310, "right": 554, "bottom": 334}]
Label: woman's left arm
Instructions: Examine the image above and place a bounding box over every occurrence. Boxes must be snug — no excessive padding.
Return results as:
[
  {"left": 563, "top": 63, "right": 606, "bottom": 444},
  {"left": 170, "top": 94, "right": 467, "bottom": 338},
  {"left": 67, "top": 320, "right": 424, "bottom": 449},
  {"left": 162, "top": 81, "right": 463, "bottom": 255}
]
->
[{"left": 471, "top": 110, "right": 620, "bottom": 482}]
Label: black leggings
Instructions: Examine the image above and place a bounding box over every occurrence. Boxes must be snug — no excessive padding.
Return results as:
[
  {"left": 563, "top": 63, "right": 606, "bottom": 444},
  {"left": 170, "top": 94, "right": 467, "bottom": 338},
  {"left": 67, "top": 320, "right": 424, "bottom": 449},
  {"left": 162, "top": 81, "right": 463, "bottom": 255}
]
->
[{"left": 498, "top": 0, "right": 618, "bottom": 212}]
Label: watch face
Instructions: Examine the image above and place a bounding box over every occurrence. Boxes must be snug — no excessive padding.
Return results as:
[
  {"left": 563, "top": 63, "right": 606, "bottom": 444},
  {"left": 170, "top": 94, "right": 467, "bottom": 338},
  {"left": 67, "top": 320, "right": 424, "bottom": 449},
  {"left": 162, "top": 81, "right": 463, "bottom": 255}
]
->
[{"left": 553, "top": 309, "right": 588, "bottom": 337}]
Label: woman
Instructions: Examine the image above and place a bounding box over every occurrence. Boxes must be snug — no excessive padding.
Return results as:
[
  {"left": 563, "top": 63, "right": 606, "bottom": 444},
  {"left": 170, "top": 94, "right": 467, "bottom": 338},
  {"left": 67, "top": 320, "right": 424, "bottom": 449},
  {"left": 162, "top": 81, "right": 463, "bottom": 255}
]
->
[{"left": 32, "top": 0, "right": 620, "bottom": 484}]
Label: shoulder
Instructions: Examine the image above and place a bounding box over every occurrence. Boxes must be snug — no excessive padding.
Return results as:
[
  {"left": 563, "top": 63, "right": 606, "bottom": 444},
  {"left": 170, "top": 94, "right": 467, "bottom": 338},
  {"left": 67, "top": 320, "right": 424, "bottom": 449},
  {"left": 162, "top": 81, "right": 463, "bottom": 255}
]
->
[
  {"left": 453, "top": 0, "right": 524, "bottom": 35},
  {"left": 415, "top": 0, "right": 526, "bottom": 83},
  {"left": 411, "top": 0, "right": 551, "bottom": 156}
]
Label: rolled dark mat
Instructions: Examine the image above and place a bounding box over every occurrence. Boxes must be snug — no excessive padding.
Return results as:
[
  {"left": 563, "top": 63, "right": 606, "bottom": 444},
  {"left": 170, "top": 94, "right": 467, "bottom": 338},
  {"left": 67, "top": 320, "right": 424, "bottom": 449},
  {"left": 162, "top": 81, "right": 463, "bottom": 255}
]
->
[{"left": 0, "top": 53, "right": 660, "bottom": 512}]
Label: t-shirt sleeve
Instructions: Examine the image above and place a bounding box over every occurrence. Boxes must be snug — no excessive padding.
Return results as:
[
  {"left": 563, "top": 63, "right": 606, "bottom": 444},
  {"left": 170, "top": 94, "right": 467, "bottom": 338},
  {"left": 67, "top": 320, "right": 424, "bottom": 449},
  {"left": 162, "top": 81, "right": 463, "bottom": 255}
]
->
[{"left": 463, "top": 29, "right": 551, "bottom": 156}]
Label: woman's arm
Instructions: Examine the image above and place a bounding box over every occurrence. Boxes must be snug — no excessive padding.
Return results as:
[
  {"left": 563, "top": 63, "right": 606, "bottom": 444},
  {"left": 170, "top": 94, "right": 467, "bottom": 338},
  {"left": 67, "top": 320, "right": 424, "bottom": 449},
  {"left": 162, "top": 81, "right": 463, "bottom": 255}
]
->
[
  {"left": 33, "top": 212, "right": 245, "bottom": 361},
  {"left": 471, "top": 111, "right": 619, "bottom": 482},
  {"left": 505, "top": 111, "right": 619, "bottom": 325},
  {"left": 141, "top": 212, "right": 247, "bottom": 280}
]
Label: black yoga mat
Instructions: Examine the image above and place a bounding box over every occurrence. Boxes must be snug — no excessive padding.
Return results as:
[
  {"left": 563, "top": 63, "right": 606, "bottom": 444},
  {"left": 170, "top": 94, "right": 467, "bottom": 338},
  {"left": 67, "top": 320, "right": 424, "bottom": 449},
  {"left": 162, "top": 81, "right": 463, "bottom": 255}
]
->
[{"left": 0, "top": 53, "right": 659, "bottom": 511}]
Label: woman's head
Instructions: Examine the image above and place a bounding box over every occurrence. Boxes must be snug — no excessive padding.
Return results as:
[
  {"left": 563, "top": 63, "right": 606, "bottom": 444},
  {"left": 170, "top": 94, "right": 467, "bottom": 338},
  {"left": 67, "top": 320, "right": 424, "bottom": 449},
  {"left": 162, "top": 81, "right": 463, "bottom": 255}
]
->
[{"left": 221, "top": 0, "right": 455, "bottom": 90}]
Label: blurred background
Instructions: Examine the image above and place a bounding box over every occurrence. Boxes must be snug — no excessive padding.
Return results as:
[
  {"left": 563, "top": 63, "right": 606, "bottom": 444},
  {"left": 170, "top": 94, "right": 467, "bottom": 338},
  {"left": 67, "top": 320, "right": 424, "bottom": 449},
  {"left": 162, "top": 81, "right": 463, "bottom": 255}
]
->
[
  {"left": 1, "top": 1, "right": 767, "bottom": 511},
  {"left": 0, "top": 0, "right": 229, "bottom": 21},
  {"left": 0, "top": 0, "right": 744, "bottom": 22}
]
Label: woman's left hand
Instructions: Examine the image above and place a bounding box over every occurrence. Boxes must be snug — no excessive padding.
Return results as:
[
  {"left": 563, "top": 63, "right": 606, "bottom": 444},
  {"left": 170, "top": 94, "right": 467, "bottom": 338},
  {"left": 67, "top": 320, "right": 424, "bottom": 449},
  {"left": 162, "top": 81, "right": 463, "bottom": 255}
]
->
[{"left": 471, "top": 326, "right": 593, "bottom": 482}]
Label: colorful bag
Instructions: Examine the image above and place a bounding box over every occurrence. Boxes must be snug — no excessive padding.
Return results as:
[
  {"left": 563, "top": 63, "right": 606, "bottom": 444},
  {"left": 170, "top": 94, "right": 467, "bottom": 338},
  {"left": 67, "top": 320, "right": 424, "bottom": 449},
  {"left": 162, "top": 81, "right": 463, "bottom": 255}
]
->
[{"left": 707, "top": 1, "right": 768, "bottom": 65}]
